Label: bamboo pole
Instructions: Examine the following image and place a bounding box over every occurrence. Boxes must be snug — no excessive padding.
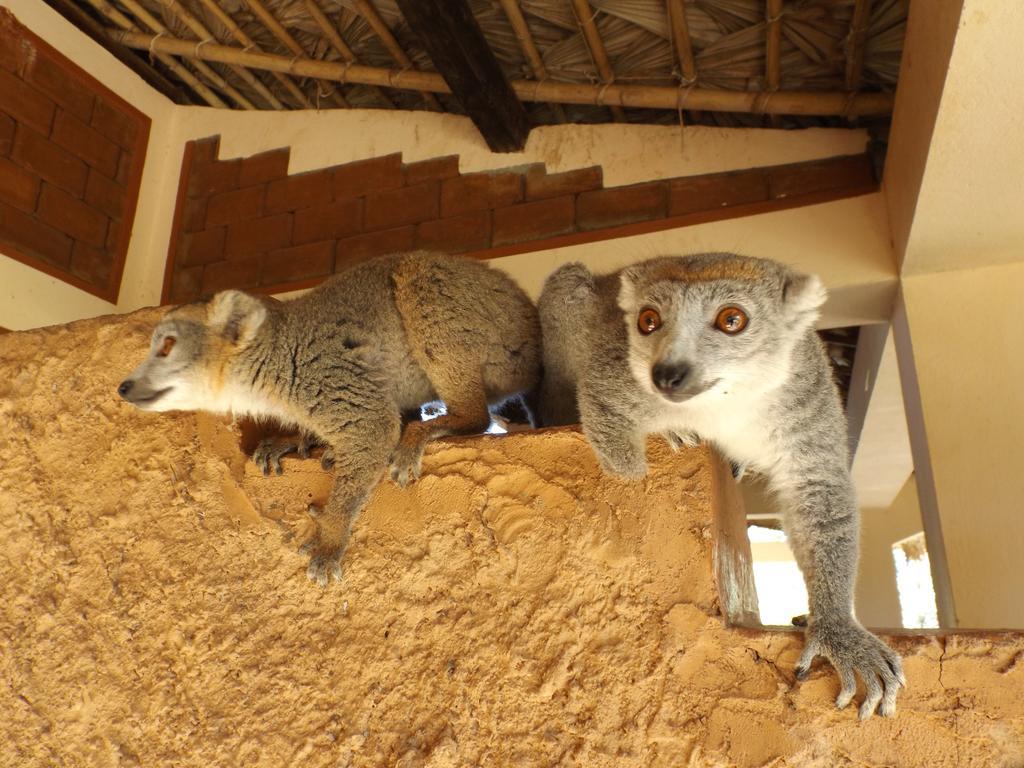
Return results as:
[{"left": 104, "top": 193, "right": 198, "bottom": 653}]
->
[
  {"left": 161, "top": 0, "right": 282, "bottom": 109},
  {"left": 570, "top": 0, "right": 626, "bottom": 121},
  {"left": 193, "top": 0, "right": 313, "bottom": 108},
  {"left": 117, "top": 0, "right": 255, "bottom": 108},
  {"left": 351, "top": 0, "right": 441, "bottom": 111},
  {"left": 82, "top": 0, "right": 226, "bottom": 107},
  {"left": 765, "top": 0, "right": 783, "bottom": 127},
  {"left": 303, "top": 0, "right": 394, "bottom": 108},
  {"left": 110, "top": 29, "right": 896, "bottom": 117},
  {"left": 242, "top": 0, "right": 349, "bottom": 108},
  {"left": 845, "top": 0, "right": 872, "bottom": 92},
  {"left": 497, "top": 0, "right": 566, "bottom": 123}
]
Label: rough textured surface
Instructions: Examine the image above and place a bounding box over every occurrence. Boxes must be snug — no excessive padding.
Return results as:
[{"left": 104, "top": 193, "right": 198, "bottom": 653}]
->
[{"left": 1, "top": 309, "right": 1023, "bottom": 767}]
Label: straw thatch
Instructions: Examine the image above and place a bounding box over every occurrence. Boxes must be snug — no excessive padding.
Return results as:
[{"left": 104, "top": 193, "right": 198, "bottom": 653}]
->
[{"left": 64, "top": 0, "right": 908, "bottom": 126}]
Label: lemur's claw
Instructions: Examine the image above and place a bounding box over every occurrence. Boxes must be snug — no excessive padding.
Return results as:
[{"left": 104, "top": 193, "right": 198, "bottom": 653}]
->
[
  {"left": 300, "top": 522, "right": 345, "bottom": 586},
  {"left": 796, "top": 619, "right": 904, "bottom": 719},
  {"left": 252, "top": 438, "right": 296, "bottom": 477}
]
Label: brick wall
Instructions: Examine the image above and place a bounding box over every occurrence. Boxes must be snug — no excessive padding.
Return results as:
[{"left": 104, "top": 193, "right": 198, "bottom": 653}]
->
[
  {"left": 165, "top": 136, "right": 876, "bottom": 303},
  {"left": 0, "top": 10, "right": 149, "bottom": 303}
]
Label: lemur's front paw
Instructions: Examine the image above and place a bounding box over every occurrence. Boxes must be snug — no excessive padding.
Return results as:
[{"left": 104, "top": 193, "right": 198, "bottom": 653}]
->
[
  {"left": 299, "top": 504, "right": 345, "bottom": 586},
  {"left": 252, "top": 438, "right": 297, "bottom": 476},
  {"left": 320, "top": 447, "right": 336, "bottom": 471},
  {"left": 388, "top": 444, "right": 423, "bottom": 488},
  {"left": 795, "top": 618, "right": 905, "bottom": 719}
]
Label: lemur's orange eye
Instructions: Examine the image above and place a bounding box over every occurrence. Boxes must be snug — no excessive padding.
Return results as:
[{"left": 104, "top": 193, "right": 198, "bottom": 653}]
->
[
  {"left": 715, "top": 306, "right": 748, "bottom": 334},
  {"left": 637, "top": 308, "right": 662, "bottom": 335},
  {"left": 157, "top": 336, "right": 176, "bottom": 357}
]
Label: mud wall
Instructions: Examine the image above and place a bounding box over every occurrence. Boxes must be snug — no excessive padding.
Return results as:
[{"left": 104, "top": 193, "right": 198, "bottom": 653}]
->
[{"left": 1, "top": 309, "right": 1022, "bottom": 767}]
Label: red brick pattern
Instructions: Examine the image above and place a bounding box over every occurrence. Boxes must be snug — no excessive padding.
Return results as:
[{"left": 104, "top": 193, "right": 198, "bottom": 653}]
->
[
  {"left": 0, "top": 11, "right": 149, "bottom": 301},
  {"left": 166, "top": 136, "right": 877, "bottom": 302}
]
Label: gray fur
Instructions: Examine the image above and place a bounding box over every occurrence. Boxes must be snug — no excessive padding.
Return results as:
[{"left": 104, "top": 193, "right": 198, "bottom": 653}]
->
[
  {"left": 119, "top": 252, "right": 541, "bottom": 586},
  {"left": 538, "top": 253, "right": 904, "bottom": 719}
]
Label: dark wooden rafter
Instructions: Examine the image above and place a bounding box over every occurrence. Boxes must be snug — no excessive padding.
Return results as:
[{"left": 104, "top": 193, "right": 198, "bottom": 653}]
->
[
  {"left": 351, "top": 0, "right": 441, "bottom": 111},
  {"left": 41, "top": 0, "right": 197, "bottom": 104},
  {"left": 242, "top": 0, "right": 349, "bottom": 108},
  {"left": 496, "top": 0, "right": 567, "bottom": 123},
  {"left": 845, "top": 0, "right": 873, "bottom": 92},
  {"left": 765, "top": 0, "right": 783, "bottom": 127},
  {"left": 194, "top": 0, "right": 314, "bottom": 108},
  {"left": 571, "top": 0, "right": 626, "bottom": 122},
  {"left": 393, "top": 0, "right": 530, "bottom": 152},
  {"left": 302, "top": 0, "right": 394, "bottom": 109}
]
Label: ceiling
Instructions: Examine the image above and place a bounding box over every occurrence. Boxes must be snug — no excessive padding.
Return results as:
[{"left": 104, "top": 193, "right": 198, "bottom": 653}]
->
[{"left": 48, "top": 0, "right": 908, "bottom": 149}]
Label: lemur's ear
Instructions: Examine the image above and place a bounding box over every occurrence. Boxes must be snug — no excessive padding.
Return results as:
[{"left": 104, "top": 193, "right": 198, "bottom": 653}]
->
[
  {"left": 781, "top": 272, "right": 827, "bottom": 326},
  {"left": 208, "top": 290, "right": 267, "bottom": 345},
  {"left": 617, "top": 264, "right": 644, "bottom": 313}
]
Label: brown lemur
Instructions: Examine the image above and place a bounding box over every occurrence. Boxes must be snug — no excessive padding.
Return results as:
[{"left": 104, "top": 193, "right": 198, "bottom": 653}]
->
[
  {"left": 118, "top": 252, "right": 541, "bottom": 585},
  {"left": 538, "top": 253, "right": 904, "bottom": 719}
]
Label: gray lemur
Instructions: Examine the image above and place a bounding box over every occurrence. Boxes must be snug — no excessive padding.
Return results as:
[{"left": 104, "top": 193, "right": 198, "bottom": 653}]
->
[
  {"left": 538, "top": 253, "right": 904, "bottom": 719},
  {"left": 118, "top": 252, "right": 541, "bottom": 585}
]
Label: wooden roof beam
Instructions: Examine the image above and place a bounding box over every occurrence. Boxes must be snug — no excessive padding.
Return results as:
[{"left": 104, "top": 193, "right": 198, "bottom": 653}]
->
[
  {"left": 351, "top": 0, "right": 442, "bottom": 111},
  {"left": 765, "top": 0, "right": 783, "bottom": 127},
  {"left": 571, "top": 0, "right": 626, "bottom": 122},
  {"left": 845, "top": 0, "right": 873, "bottom": 92},
  {"left": 303, "top": 0, "right": 395, "bottom": 109},
  {"left": 243, "top": 0, "right": 349, "bottom": 108},
  {"left": 393, "top": 0, "right": 530, "bottom": 152},
  {"left": 194, "top": 0, "right": 313, "bottom": 109},
  {"left": 497, "top": 0, "right": 567, "bottom": 123}
]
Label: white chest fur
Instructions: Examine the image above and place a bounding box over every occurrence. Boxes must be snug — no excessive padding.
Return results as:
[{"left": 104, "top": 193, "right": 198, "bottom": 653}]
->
[{"left": 648, "top": 389, "right": 782, "bottom": 471}]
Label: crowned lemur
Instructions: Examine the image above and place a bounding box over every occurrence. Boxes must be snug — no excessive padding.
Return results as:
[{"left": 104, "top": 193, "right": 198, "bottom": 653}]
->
[
  {"left": 119, "top": 252, "right": 541, "bottom": 586},
  {"left": 538, "top": 252, "right": 904, "bottom": 719}
]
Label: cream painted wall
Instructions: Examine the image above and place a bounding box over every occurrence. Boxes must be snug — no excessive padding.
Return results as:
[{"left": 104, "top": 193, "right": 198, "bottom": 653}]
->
[
  {"left": 0, "top": 0, "right": 177, "bottom": 329},
  {"left": 901, "top": 260, "right": 1024, "bottom": 628}
]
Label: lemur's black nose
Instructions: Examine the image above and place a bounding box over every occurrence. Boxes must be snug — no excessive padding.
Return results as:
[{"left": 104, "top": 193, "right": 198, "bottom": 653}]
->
[
  {"left": 652, "top": 362, "right": 691, "bottom": 394},
  {"left": 117, "top": 380, "right": 134, "bottom": 399}
]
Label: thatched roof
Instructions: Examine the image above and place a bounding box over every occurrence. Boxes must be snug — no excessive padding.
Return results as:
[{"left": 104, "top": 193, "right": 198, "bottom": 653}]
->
[{"left": 53, "top": 0, "right": 907, "bottom": 136}]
